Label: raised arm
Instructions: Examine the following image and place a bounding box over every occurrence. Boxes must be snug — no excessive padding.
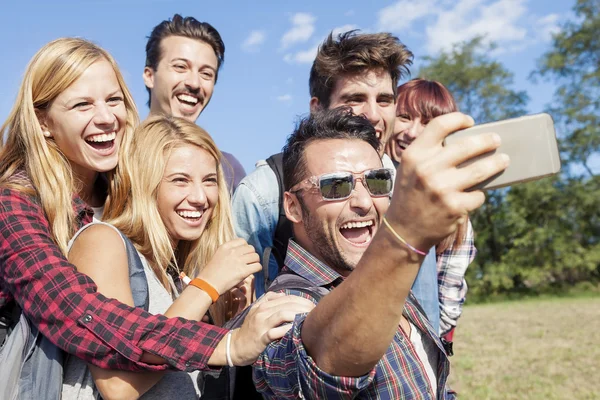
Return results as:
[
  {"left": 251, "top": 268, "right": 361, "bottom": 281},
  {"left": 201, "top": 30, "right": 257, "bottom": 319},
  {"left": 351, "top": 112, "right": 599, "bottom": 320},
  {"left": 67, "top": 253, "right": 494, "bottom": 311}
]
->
[{"left": 300, "top": 113, "right": 509, "bottom": 376}]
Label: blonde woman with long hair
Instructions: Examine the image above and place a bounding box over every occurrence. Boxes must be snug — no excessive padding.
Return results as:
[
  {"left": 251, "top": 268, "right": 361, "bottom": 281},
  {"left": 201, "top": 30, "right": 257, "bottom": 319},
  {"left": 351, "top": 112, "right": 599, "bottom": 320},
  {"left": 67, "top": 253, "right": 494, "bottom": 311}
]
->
[
  {"left": 0, "top": 38, "right": 314, "bottom": 395},
  {"left": 63, "top": 115, "right": 281, "bottom": 399}
]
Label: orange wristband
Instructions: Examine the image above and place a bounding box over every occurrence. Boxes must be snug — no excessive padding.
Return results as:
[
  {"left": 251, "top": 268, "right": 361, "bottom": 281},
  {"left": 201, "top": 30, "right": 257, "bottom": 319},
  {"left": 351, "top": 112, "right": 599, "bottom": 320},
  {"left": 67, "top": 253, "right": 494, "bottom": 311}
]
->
[{"left": 189, "top": 278, "right": 219, "bottom": 303}]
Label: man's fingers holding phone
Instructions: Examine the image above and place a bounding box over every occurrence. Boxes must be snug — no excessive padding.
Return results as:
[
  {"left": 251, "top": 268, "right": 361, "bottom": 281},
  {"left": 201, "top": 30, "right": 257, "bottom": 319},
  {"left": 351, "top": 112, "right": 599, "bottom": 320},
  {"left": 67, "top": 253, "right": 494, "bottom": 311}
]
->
[{"left": 410, "top": 112, "right": 475, "bottom": 150}]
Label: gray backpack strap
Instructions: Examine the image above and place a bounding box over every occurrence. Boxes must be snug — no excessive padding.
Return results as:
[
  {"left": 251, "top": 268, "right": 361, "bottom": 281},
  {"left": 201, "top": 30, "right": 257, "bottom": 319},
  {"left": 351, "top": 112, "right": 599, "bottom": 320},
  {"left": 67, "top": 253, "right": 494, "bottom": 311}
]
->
[
  {"left": 117, "top": 231, "right": 150, "bottom": 311},
  {"left": 268, "top": 271, "right": 329, "bottom": 302},
  {"left": 69, "top": 222, "right": 149, "bottom": 312},
  {"left": 264, "top": 154, "right": 294, "bottom": 287}
]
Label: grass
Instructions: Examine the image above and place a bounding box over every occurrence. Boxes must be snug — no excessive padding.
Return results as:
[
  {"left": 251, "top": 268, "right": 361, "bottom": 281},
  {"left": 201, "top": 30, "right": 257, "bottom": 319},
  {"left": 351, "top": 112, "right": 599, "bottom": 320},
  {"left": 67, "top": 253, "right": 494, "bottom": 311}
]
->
[{"left": 448, "top": 295, "right": 600, "bottom": 400}]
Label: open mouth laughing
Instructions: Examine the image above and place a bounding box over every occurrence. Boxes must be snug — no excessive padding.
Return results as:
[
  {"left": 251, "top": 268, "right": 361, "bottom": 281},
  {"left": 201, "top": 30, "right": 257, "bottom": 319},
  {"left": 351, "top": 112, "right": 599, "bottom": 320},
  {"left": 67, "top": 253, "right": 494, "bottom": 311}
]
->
[
  {"left": 175, "top": 92, "right": 204, "bottom": 112},
  {"left": 396, "top": 138, "right": 412, "bottom": 151},
  {"left": 339, "top": 219, "right": 375, "bottom": 246},
  {"left": 176, "top": 209, "right": 204, "bottom": 223},
  {"left": 85, "top": 131, "right": 116, "bottom": 152}
]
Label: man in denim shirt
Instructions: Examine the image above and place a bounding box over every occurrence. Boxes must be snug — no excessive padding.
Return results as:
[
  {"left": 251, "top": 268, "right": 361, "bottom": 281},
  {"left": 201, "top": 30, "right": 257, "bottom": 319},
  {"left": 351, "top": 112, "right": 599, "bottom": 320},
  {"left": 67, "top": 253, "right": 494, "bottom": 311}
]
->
[{"left": 231, "top": 30, "right": 441, "bottom": 332}]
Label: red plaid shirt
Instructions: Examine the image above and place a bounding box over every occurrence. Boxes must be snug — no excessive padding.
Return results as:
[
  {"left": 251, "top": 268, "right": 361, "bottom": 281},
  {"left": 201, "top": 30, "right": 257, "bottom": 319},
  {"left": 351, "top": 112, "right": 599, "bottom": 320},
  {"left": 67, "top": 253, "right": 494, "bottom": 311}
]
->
[{"left": 0, "top": 181, "right": 227, "bottom": 372}]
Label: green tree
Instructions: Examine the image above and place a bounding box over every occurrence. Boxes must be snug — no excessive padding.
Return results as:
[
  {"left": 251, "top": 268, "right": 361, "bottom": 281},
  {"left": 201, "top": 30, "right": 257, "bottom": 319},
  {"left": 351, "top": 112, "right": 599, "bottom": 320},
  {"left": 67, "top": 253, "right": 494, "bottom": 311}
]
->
[
  {"left": 417, "top": 32, "right": 600, "bottom": 300},
  {"left": 534, "top": 0, "right": 599, "bottom": 177},
  {"left": 418, "top": 37, "right": 530, "bottom": 298},
  {"left": 418, "top": 36, "right": 529, "bottom": 125}
]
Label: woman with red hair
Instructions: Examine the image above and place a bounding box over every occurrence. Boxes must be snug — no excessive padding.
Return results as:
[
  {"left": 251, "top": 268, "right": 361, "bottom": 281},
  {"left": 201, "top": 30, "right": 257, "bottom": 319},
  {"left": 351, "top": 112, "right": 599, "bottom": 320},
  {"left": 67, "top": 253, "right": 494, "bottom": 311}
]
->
[{"left": 386, "top": 78, "right": 476, "bottom": 350}]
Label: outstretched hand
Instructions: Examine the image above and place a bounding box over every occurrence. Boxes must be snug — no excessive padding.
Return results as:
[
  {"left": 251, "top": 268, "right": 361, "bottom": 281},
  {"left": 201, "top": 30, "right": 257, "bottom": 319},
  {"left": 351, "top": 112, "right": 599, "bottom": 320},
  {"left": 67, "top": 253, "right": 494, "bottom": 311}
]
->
[
  {"left": 229, "top": 292, "right": 316, "bottom": 366},
  {"left": 387, "top": 112, "right": 510, "bottom": 251}
]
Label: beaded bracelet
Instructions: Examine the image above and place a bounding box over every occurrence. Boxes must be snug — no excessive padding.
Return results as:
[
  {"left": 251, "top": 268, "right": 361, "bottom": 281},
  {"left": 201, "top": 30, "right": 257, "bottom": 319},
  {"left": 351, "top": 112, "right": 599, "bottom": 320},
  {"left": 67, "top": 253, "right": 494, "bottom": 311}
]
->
[{"left": 382, "top": 217, "right": 428, "bottom": 256}]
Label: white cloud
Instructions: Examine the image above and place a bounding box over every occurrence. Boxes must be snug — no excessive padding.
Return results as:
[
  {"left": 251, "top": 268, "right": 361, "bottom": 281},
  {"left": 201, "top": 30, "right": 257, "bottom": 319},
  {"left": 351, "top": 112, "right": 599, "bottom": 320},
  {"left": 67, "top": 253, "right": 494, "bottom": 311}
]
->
[
  {"left": 377, "top": 0, "right": 438, "bottom": 32},
  {"left": 241, "top": 30, "right": 266, "bottom": 53},
  {"left": 283, "top": 25, "right": 359, "bottom": 65},
  {"left": 330, "top": 24, "right": 359, "bottom": 37},
  {"left": 284, "top": 43, "right": 319, "bottom": 64},
  {"left": 280, "top": 12, "right": 316, "bottom": 49},
  {"left": 534, "top": 13, "right": 560, "bottom": 42},
  {"left": 276, "top": 94, "right": 292, "bottom": 102},
  {"left": 425, "top": 0, "right": 528, "bottom": 54},
  {"left": 376, "top": 0, "right": 560, "bottom": 56}
]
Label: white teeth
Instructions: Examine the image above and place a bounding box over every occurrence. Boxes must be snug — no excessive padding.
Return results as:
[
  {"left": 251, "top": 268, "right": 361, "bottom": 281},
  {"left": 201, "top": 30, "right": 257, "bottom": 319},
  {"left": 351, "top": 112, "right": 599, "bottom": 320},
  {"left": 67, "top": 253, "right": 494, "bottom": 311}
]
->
[
  {"left": 397, "top": 139, "right": 411, "bottom": 149},
  {"left": 177, "top": 210, "right": 202, "bottom": 219},
  {"left": 87, "top": 132, "right": 116, "bottom": 142},
  {"left": 177, "top": 94, "right": 199, "bottom": 104},
  {"left": 340, "top": 220, "right": 373, "bottom": 230}
]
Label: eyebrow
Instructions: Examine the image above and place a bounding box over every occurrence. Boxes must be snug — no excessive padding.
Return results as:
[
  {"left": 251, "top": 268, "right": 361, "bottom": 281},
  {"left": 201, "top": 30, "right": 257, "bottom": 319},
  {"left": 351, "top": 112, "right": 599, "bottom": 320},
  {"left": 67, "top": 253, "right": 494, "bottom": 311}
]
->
[
  {"left": 165, "top": 171, "right": 218, "bottom": 179},
  {"left": 171, "top": 57, "right": 217, "bottom": 71},
  {"left": 378, "top": 92, "right": 396, "bottom": 100},
  {"left": 338, "top": 91, "right": 395, "bottom": 100},
  {"left": 338, "top": 92, "right": 367, "bottom": 101},
  {"left": 165, "top": 172, "right": 192, "bottom": 179},
  {"left": 64, "top": 88, "right": 123, "bottom": 107}
]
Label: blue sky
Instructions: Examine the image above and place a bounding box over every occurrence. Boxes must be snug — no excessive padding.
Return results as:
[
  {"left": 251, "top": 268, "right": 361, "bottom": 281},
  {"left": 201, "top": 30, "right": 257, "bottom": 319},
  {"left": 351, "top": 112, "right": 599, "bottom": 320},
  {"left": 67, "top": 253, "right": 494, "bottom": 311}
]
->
[{"left": 0, "top": 0, "right": 576, "bottom": 173}]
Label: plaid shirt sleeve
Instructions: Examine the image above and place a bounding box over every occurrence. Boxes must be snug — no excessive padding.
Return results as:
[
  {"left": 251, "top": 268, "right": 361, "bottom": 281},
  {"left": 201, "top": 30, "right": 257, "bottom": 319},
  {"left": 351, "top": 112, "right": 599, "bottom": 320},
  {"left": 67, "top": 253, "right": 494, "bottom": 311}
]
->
[
  {"left": 436, "top": 219, "right": 476, "bottom": 337},
  {"left": 0, "top": 188, "right": 227, "bottom": 372},
  {"left": 252, "top": 289, "right": 375, "bottom": 399}
]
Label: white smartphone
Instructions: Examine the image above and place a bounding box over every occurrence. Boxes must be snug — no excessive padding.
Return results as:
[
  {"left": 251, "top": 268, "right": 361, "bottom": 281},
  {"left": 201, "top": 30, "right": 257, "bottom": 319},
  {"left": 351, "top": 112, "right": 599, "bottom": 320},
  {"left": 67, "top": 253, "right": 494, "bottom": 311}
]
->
[{"left": 444, "top": 113, "right": 562, "bottom": 191}]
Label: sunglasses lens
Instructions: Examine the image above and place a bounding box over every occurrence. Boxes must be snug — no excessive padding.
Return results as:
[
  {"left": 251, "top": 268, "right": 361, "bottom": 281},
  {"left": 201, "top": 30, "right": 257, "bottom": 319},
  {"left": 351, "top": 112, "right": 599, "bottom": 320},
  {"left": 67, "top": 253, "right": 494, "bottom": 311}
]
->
[
  {"left": 320, "top": 174, "right": 353, "bottom": 200},
  {"left": 365, "top": 169, "right": 393, "bottom": 196}
]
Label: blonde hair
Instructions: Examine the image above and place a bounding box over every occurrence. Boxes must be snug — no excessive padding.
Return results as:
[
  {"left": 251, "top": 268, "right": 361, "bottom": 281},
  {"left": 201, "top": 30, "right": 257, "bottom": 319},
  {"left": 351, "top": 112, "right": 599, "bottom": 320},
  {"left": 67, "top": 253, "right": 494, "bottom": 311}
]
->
[
  {"left": 104, "top": 115, "right": 235, "bottom": 325},
  {"left": 0, "top": 37, "right": 139, "bottom": 255}
]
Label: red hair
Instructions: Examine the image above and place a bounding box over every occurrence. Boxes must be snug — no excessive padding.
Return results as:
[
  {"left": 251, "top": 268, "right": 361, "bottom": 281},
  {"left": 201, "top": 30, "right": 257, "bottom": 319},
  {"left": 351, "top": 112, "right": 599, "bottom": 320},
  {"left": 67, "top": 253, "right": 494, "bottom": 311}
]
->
[
  {"left": 396, "top": 78, "right": 458, "bottom": 123},
  {"left": 396, "top": 79, "right": 467, "bottom": 253}
]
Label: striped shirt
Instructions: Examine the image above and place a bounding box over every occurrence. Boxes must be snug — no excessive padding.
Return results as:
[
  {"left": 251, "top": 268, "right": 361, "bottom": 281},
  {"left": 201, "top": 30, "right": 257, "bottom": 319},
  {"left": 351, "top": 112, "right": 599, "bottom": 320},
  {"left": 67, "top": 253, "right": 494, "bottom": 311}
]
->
[{"left": 253, "top": 240, "right": 456, "bottom": 399}]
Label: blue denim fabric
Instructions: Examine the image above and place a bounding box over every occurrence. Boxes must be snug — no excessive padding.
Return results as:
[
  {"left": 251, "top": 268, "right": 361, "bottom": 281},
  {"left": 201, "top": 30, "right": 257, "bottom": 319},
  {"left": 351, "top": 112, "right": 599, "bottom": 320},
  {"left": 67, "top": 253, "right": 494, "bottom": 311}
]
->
[
  {"left": 232, "top": 158, "right": 441, "bottom": 330},
  {"left": 410, "top": 247, "right": 441, "bottom": 334},
  {"left": 231, "top": 162, "right": 280, "bottom": 298}
]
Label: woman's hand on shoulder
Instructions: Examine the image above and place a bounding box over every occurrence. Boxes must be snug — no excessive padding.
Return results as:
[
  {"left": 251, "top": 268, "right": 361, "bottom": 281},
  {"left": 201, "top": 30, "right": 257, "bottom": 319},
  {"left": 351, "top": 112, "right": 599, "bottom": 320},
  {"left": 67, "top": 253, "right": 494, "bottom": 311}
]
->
[{"left": 230, "top": 292, "right": 316, "bottom": 366}]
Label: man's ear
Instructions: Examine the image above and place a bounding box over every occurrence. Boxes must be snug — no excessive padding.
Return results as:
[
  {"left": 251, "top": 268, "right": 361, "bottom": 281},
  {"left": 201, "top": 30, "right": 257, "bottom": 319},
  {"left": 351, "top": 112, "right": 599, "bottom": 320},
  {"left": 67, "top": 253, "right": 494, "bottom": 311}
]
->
[
  {"left": 309, "top": 97, "right": 322, "bottom": 113},
  {"left": 143, "top": 66, "right": 155, "bottom": 90},
  {"left": 284, "top": 191, "right": 303, "bottom": 224}
]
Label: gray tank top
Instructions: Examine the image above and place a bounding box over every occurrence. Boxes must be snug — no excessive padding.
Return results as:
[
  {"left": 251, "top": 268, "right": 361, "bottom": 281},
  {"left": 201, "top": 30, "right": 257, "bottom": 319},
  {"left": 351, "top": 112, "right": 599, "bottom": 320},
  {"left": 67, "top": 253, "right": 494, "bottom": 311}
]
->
[{"left": 61, "top": 222, "right": 202, "bottom": 399}]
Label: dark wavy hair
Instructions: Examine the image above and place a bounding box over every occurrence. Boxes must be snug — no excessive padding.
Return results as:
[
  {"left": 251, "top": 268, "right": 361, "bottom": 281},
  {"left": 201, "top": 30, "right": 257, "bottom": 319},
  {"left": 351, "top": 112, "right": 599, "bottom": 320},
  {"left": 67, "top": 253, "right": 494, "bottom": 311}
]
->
[
  {"left": 144, "top": 14, "right": 225, "bottom": 106},
  {"left": 283, "top": 107, "right": 380, "bottom": 192},
  {"left": 309, "top": 30, "right": 413, "bottom": 108}
]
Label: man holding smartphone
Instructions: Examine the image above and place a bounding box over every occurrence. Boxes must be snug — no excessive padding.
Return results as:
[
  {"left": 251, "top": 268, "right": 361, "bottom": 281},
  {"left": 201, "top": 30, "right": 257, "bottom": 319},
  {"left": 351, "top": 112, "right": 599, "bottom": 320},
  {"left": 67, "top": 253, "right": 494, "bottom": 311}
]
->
[
  {"left": 252, "top": 108, "right": 509, "bottom": 399},
  {"left": 232, "top": 31, "right": 445, "bottom": 335}
]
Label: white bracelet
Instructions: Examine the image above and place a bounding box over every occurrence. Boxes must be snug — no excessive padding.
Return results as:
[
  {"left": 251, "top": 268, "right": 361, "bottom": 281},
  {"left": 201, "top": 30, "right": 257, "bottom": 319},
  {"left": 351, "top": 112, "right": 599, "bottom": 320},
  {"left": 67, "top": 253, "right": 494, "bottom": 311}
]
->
[{"left": 225, "top": 331, "right": 234, "bottom": 367}]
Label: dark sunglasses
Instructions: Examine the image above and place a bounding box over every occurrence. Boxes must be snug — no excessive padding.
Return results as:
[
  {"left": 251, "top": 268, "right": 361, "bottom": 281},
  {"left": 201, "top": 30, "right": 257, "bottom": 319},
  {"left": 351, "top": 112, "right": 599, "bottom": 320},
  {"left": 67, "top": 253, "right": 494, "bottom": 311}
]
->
[{"left": 291, "top": 168, "right": 394, "bottom": 201}]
